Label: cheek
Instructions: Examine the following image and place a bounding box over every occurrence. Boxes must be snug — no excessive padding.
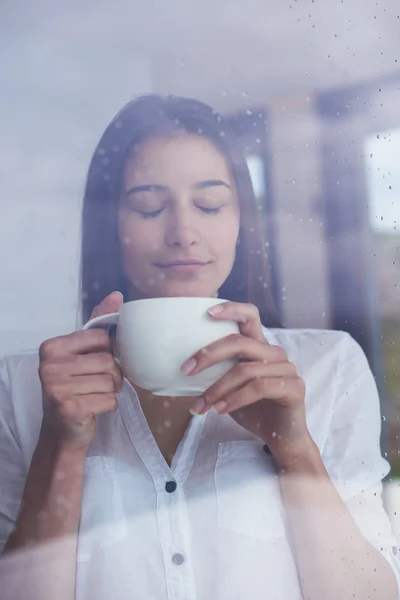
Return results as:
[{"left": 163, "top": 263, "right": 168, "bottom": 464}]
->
[
  {"left": 118, "top": 215, "right": 162, "bottom": 258},
  {"left": 208, "top": 216, "right": 239, "bottom": 259}
]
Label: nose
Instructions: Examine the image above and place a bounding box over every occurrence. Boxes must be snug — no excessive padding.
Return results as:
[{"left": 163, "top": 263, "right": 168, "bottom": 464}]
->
[{"left": 165, "top": 206, "right": 201, "bottom": 249}]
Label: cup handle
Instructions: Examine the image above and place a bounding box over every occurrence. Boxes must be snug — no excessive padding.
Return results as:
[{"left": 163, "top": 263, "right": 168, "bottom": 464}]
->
[{"left": 82, "top": 312, "right": 119, "bottom": 330}]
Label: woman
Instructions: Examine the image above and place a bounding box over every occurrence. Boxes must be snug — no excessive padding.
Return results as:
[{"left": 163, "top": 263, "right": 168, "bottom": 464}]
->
[{"left": 0, "top": 94, "right": 399, "bottom": 600}]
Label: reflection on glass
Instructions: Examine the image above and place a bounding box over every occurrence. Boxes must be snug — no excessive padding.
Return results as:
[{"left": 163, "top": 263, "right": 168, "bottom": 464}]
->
[{"left": 365, "top": 129, "right": 400, "bottom": 472}]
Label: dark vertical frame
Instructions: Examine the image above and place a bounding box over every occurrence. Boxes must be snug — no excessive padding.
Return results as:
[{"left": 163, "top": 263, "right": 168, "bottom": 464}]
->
[{"left": 316, "top": 89, "right": 379, "bottom": 364}]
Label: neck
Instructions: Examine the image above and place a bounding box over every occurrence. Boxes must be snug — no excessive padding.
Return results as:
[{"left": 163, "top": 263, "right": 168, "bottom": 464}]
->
[{"left": 134, "top": 385, "right": 197, "bottom": 461}]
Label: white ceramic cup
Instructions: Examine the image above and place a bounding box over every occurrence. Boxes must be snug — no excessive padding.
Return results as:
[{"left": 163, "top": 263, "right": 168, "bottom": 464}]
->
[{"left": 82, "top": 297, "right": 240, "bottom": 396}]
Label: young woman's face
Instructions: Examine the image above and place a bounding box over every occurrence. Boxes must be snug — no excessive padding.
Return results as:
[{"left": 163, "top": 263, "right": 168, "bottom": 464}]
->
[{"left": 118, "top": 134, "right": 240, "bottom": 299}]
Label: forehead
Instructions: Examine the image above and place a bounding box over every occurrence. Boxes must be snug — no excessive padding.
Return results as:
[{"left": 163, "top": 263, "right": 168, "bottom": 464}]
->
[{"left": 123, "top": 134, "right": 234, "bottom": 187}]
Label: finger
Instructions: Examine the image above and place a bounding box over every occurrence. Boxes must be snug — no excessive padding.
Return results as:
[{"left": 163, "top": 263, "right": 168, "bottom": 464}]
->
[
  {"left": 39, "top": 330, "right": 112, "bottom": 360},
  {"left": 211, "top": 376, "right": 305, "bottom": 415},
  {"left": 182, "top": 335, "right": 286, "bottom": 375},
  {"left": 40, "top": 353, "right": 123, "bottom": 391},
  {"left": 203, "top": 361, "right": 298, "bottom": 409},
  {"left": 46, "top": 374, "right": 117, "bottom": 400},
  {"left": 62, "top": 393, "right": 119, "bottom": 420},
  {"left": 91, "top": 291, "right": 124, "bottom": 319},
  {"left": 208, "top": 301, "right": 265, "bottom": 342}
]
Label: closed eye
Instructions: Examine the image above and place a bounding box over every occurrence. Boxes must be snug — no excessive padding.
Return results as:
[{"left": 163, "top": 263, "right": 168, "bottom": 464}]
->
[
  {"left": 198, "top": 206, "right": 223, "bottom": 214},
  {"left": 137, "top": 205, "right": 224, "bottom": 219},
  {"left": 139, "top": 208, "right": 164, "bottom": 219}
]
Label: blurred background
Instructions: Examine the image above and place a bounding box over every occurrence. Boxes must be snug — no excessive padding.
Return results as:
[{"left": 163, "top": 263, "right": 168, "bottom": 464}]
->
[{"left": 1, "top": 0, "right": 400, "bottom": 529}]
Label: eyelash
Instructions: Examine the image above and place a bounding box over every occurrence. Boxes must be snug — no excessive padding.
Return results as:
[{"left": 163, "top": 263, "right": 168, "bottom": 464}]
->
[
  {"left": 139, "top": 206, "right": 222, "bottom": 219},
  {"left": 200, "top": 206, "right": 222, "bottom": 215},
  {"left": 140, "top": 209, "right": 163, "bottom": 219}
]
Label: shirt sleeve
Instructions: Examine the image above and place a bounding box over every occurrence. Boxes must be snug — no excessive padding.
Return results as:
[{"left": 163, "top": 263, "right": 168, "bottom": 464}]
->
[
  {"left": 0, "top": 357, "right": 27, "bottom": 552},
  {"left": 322, "top": 332, "right": 400, "bottom": 589}
]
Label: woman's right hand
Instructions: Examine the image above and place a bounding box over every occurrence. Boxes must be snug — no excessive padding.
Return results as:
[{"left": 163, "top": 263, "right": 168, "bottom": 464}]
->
[{"left": 38, "top": 291, "right": 124, "bottom": 451}]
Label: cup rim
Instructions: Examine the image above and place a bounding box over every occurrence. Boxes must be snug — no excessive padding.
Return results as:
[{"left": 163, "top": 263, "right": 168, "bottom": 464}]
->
[{"left": 122, "top": 296, "right": 227, "bottom": 307}]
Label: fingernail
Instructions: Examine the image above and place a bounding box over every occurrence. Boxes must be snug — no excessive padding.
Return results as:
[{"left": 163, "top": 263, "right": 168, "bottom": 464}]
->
[
  {"left": 208, "top": 304, "right": 224, "bottom": 315},
  {"left": 190, "top": 397, "right": 207, "bottom": 415},
  {"left": 211, "top": 400, "right": 228, "bottom": 413},
  {"left": 181, "top": 357, "right": 197, "bottom": 375}
]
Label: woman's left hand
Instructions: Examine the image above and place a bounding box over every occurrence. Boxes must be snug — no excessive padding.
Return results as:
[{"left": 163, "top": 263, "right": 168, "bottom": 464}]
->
[{"left": 182, "top": 301, "right": 313, "bottom": 466}]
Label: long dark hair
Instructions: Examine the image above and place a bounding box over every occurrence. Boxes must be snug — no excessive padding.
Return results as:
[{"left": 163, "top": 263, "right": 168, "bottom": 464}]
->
[{"left": 80, "top": 94, "right": 281, "bottom": 327}]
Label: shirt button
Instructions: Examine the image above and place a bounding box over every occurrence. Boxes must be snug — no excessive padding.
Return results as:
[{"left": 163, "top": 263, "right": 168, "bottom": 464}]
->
[
  {"left": 165, "top": 481, "right": 177, "bottom": 493},
  {"left": 172, "top": 553, "right": 185, "bottom": 565}
]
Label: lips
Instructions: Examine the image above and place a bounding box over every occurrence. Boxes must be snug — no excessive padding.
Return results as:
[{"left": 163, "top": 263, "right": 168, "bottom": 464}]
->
[
  {"left": 155, "top": 260, "right": 209, "bottom": 267},
  {"left": 154, "top": 259, "right": 210, "bottom": 274}
]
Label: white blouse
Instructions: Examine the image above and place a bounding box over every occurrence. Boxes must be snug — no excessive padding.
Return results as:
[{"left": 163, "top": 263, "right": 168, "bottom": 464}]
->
[{"left": 0, "top": 327, "right": 399, "bottom": 600}]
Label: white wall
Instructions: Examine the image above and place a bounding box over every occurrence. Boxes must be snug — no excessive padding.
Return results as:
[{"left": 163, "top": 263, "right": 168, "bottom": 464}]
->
[{"left": 0, "top": 33, "right": 152, "bottom": 355}]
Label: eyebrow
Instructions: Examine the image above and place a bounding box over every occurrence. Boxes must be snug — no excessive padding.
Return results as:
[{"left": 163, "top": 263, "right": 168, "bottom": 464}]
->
[
  {"left": 123, "top": 184, "right": 167, "bottom": 198},
  {"left": 123, "top": 179, "right": 231, "bottom": 198},
  {"left": 192, "top": 179, "right": 231, "bottom": 190}
]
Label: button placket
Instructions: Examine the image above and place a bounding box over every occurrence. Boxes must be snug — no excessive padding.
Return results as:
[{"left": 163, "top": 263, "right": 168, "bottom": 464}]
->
[{"left": 157, "top": 487, "right": 197, "bottom": 600}]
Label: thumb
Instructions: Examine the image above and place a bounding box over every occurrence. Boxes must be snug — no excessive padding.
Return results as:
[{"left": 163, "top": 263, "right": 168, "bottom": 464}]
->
[{"left": 90, "top": 291, "right": 124, "bottom": 319}]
